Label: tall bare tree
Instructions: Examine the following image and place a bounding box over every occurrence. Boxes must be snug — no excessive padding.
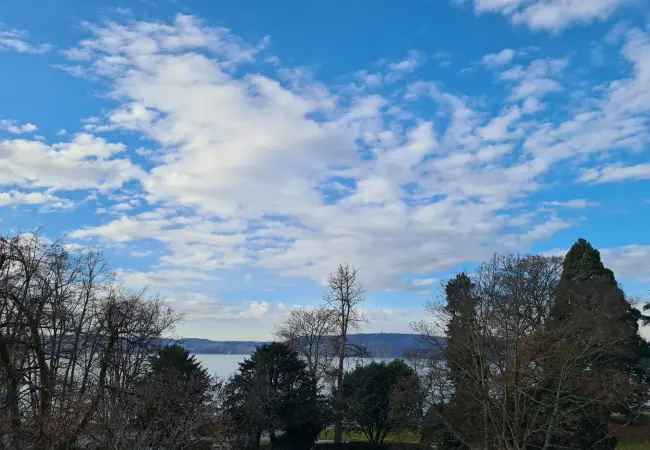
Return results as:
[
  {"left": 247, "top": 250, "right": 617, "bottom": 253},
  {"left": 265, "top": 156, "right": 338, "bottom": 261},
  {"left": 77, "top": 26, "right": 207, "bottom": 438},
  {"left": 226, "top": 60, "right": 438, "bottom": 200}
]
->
[
  {"left": 276, "top": 306, "right": 337, "bottom": 379},
  {"left": 325, "top": 264, "right": 364, "bottom": 443}
]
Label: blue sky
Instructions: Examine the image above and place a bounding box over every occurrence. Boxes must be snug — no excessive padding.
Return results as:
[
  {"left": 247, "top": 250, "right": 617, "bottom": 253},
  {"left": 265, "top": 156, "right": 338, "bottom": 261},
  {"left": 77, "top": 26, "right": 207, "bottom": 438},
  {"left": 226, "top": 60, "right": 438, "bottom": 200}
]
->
[{"left": 1, "top": 0, "right": 649, "bottom": 340}]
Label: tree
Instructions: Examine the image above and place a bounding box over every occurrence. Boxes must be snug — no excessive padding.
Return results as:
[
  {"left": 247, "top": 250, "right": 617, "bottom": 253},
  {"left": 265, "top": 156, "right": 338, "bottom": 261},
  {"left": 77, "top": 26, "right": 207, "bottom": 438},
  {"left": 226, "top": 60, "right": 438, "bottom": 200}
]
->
[
  {"left": 418, "top": 246, "right": 648, "bottom": 450},
  {"left": 546, "top": 239, "right": 647, "bottom": 450},
  {"left": 342, "top": 360, "right": 419, "bottom": 445},
  {"left": 149, "top": 344, "right": 209, "bottom": 381},
  {"left": 127, "top": 345, "right": 215, "bottom": 450},
  {"left": 223, "top": 342, "right": 327, "bottom": 450},
  {"left": 325, "top": 264, "right": 364, "bottom": 443},
  {"left": 276, "top": 307, "right": 337, "bottom": 380},
  {"left": 0, "top": 234, "right": 176, "bottom": 450},
  {"left": 442, "top": 273, "right": 482, "bottom": 448},
  {"left": 418, "top": 254, "right": 583, "bottom": 450}
]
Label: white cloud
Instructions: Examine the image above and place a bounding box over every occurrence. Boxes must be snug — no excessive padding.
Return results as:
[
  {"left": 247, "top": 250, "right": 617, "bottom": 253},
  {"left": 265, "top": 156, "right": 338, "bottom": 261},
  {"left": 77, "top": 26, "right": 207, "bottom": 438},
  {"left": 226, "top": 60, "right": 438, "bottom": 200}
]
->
[
  {"left": 0, "top": 119, "right": 37, "bottom": 134},
  {"left": 482, "top": 48, "right": 516, "bottom": 67},
  {"left": 0, "top": 27, "right": 51, "bottom": 54},
  {"left": 541, "top": 245, "right": 650, "bottom": 286},
  {"left": 541, "top": 199, "right": 599, "bottom": 209},
  {"left": 601, "top": 245, "right": 650, "bottom": 283},
  {"left": 388, "top": 50, "right": 424, "bottom": 74},
  {"left": 460, "top": 0, "right": 630, "bottom": 32},
  {"left": 0, "top": 190, "right": 72, "bottom": 209},
  {"left": 0, "top": 133, "right": 143, "bottom": 191},
  {"left": 580, "top": 163, "right": 650, "bottom": 183},
  {"left": 500, "top": 57, "right": 568, "bottom": 100},
  {"left": 520, "top": 27, "right": 650, "bottom": 168},
  {"left": 412, "top": 277, "right": 437, "bottom": 288}
]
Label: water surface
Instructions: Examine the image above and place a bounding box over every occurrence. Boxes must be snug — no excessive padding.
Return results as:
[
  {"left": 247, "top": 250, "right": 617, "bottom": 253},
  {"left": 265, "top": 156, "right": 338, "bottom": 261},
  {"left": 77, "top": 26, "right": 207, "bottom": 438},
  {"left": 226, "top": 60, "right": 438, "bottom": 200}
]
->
[{"left": 195, "top": 354, "right": 400, "bottom": 379}]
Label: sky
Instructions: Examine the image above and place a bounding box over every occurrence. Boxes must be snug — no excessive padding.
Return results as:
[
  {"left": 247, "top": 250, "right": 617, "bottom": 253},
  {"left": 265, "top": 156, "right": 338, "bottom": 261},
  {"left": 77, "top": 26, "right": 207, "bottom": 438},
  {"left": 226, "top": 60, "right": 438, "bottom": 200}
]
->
[{"left": 1, "top": 0, "right": 649, "bottom": 340}]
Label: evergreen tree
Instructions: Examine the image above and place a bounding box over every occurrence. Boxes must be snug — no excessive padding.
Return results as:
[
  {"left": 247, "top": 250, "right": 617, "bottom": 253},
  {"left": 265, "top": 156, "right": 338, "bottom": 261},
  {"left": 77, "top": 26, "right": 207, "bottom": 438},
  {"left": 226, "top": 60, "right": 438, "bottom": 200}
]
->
[
  {"left": 445, "top": 274, "right": 481, "bottom": 446},
  {"left": 150, "top": 344, "right": 210, "bottom": 382},
  {"left": 421, "top": 273, "right": 478, "bottom": 449},
  {"left": 342, "top": 360, "right": 419, "bottom": 445},
  {"left": 548, "top": 239, "right": 645, "bottom": 450},
  {"left": 224, "top": 343, "right": 327, "bottom": 450},
  {"left": 135, "top": 344, "right": 214, "bottom": 449}
]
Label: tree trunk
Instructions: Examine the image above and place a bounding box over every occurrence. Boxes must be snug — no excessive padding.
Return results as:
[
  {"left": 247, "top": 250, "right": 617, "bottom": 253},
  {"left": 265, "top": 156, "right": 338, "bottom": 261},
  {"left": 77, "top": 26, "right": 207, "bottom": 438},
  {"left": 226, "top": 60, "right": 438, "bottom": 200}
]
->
[{"left": 334, "top": 333, "right": 346, "bottom": 443}]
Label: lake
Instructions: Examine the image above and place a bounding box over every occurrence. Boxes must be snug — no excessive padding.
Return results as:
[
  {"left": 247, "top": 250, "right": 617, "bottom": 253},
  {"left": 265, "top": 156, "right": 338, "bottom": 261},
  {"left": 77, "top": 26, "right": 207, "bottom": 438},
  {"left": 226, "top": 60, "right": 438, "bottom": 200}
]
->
[
  {"left": 195, "top": 354, "right": 402, "bottom": 379},
  {"left": 195, "top": 354, "right": 248, "bottom": 379}
]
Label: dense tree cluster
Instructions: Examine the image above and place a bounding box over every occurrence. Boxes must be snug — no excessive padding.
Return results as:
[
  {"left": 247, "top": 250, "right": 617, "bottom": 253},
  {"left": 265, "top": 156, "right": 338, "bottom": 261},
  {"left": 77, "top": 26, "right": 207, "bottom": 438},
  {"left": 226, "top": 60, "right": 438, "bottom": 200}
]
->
[{"left": 418, "top": 240, "right": 648, "bottom": 450}]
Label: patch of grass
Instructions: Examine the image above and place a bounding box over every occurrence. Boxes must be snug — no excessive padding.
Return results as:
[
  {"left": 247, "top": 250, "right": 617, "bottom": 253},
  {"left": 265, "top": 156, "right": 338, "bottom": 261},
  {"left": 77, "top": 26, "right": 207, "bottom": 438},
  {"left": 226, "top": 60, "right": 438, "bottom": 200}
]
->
[
  {"left": 318, "top": 428, "right": 419, "bottom": 444},
  {"left": 612, "top": 420, "right": 650, "bottom": 450},
  {"left": 616, "top": 441, "right": 650, "bottom": 450}
]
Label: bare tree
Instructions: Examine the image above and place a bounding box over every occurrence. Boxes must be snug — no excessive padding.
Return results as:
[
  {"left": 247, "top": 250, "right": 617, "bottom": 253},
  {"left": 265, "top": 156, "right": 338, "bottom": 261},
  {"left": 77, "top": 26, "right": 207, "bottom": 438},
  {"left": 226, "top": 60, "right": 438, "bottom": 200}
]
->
[
  {"left": 325, "top": 264, "right": 364, "bottom": 443},
  {"left": 276, "top": 306, "right": 336, "bottom": 380},
  {"left": 0, "top": 234, "right": 176, "bottom": 450}
]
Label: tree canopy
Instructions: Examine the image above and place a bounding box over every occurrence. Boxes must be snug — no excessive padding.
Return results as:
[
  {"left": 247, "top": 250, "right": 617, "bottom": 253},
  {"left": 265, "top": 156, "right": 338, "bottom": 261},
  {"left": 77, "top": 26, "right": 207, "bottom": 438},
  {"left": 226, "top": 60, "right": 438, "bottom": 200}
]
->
[
  {"left": 343, "top": 360, "right": 419, "bottom": 445},
  {"left": 224, "top": 342, "right": 327, "bottom": 450}
]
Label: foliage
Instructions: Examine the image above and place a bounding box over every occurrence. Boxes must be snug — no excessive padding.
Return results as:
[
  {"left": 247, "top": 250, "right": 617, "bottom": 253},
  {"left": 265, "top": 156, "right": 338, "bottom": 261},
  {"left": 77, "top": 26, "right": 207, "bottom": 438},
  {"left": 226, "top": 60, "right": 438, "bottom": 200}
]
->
[
  {"left": 224, "top": 342, "right": 328, "bottom": 450},
  {"left": 128, "top": 344, "right": 216, "bottom": 449},
  {"left": 418, "top": 241, "right": 650, "bottom": 450},
  {"left": 545, "top": 239, "right": 648, "bottom": 450},
  {"left": 342, "top": 360, "right": 419, "bottom": 445}
]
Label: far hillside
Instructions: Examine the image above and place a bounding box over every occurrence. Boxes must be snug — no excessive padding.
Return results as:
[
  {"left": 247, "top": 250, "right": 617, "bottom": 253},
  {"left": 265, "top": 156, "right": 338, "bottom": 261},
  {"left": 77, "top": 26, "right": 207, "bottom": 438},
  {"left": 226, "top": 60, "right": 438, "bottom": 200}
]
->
[{"left": 170, "top": 333, "right": 443, "bottom": 358}]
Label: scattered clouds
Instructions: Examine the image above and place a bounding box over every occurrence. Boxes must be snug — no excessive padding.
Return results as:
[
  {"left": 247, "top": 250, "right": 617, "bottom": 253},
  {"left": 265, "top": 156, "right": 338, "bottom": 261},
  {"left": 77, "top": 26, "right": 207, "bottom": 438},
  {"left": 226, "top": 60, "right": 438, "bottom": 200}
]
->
[
  {"left": 499, "top": 57, "right": 568, "bottom": 100},
  {"left": 63, "top": 16, "right": 650, "bottom": 296},
  {"left": 521, "top": 27, "right": 650, "bottom": 165},
  {"left": 0, "top": 119, "right": 37, "bottom": 134},
  {"left": 353, "top": 50, "right": 426, "bottom": 89},
  {"left": 459, "top": 0, "right": 630, "bottom": 32},
  {"left": 0, "top": 26, "right": 51, "bottom": 54}
]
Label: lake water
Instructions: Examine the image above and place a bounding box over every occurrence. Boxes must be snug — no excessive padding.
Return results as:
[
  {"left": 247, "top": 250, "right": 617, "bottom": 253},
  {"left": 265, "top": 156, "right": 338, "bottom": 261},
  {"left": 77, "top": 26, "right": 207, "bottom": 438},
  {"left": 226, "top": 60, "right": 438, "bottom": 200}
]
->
[
  {"left": 195, "top": 354, "right": 400, "bottom": 379},
  {"left": 195, "top": 354, "right": 248, "bottom": 379}
]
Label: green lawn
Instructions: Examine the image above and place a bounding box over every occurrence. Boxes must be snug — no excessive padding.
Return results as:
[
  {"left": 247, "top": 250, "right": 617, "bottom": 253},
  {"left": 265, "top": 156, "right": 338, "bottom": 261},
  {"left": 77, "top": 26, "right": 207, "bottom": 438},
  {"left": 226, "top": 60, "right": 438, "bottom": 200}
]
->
[{"left": 616, "top": 441, "right": 650, "bottom": 450}]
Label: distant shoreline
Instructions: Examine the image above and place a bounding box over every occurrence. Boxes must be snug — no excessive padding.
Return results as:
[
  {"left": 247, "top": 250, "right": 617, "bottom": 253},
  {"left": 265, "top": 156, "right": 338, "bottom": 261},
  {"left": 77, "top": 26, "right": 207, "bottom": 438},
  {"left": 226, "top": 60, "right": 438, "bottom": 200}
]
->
[{"left": 168, "top": 332, "right": 443, "bottom": 358}]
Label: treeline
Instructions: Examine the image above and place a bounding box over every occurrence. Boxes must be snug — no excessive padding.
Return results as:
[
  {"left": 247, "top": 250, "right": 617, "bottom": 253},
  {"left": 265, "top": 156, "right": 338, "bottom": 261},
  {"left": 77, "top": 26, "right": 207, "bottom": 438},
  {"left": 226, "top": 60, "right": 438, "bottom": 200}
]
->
[{"left": 1, "top": 234, "right": 649, "bottom": 450}]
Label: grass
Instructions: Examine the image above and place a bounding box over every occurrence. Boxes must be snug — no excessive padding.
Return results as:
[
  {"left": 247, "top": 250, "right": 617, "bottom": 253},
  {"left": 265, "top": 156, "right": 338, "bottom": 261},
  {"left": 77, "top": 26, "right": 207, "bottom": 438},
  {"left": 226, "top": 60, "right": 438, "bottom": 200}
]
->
[
  {"left": 616, "top": 443, "right": 650, "bottom": 450},
  {"left": 318, "top": 428, "right": 420, "bottom": 444},
  {"left": 317, "top": 428, "right": 649, "bottom": 449},
  {"left": 264, "top": 425, "right": 649, "bottom": 449},
  {"left": 611, "top": 416, "right": 650, "bottom": 450}
]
